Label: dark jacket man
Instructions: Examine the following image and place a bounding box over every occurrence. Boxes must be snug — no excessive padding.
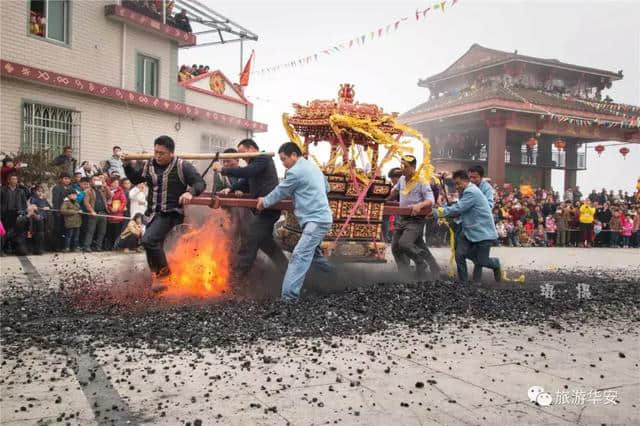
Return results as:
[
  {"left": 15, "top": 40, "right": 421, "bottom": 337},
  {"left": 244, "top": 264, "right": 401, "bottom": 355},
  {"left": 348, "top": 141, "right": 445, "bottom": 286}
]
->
[{"left": 213, "top": 139, "right": 288, "bottom": 278}]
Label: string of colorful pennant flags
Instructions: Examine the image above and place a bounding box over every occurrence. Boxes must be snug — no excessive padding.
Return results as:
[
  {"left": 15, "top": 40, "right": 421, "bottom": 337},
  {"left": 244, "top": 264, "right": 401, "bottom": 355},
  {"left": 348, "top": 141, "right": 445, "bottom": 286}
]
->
[{"left": 251, "top": 0, "right": 459, "bottom": 77}]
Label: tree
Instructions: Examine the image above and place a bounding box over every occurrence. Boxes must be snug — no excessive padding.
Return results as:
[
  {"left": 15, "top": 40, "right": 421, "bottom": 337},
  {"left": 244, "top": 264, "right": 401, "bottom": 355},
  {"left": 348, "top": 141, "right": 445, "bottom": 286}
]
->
[{"left": 1, "top": 150, "right": 60, "bottom": 188}]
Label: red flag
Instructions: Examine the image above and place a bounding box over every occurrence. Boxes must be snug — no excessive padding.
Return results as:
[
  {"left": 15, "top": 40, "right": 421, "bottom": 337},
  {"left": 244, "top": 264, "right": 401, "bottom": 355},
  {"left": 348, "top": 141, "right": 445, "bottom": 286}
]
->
[{"left": 239, "top": 50, "right": 254, "bottom": 87}]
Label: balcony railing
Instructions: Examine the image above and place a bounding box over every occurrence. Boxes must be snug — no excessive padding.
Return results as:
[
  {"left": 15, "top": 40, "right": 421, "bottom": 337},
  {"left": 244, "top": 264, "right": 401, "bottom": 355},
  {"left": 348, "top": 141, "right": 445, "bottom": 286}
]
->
[
  {"left": 105, "top": 2, "right": 196, "bottom": 46},
  {"left": 435, "top": 148, "right": 586, "bottom": 170}
]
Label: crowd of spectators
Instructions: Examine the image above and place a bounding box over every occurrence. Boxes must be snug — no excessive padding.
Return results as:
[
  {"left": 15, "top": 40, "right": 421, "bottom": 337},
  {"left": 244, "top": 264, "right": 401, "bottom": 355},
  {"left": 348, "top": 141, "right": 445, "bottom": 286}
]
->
[
  {"left": 2, "top": 150, "right": 639, "bottom": 257},
  {"left": 489, "top": 185, "right": 639, "bottom": 248},
  {"left": 384, "top": 169, "right": 640, "bottom": 250},
  {"left": 178, "top": 64, "right": 211, "bottom": 81},
  {"left": 121, "top": 1, "right": 192, "bottom": 33},
  {"left": 1, "top": 147, "right": 148, "bottom": 256}
]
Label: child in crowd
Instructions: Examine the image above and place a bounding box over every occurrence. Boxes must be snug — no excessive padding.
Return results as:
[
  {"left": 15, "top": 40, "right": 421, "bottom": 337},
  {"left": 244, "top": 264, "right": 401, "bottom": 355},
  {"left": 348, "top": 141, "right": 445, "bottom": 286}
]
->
[
  {"left": 517, "top": 221, "right": 531, "bottom": 247},
  {"left": 496, "top": 220, "right": 508, "bottom": 246},
  {"left": 506, "top": 221, "right": 518, "bottom": 247},
  {"left": 60, "top": 190, "right": 82, "bottom": 252},
  {"left": 544, "top": 215, "right": 556, "bottom": 246},
  {"left": 621, "top": 214, "right": 633, "bottom": 248},
  {"left": 593, "top": 220, "right": 602, "bottom": 242},
  {"left": 533, "top": 224, "right": 547, "bottom": 247},
  {"left": 524, "top": 218, "right": 535, "bottom": 236}
]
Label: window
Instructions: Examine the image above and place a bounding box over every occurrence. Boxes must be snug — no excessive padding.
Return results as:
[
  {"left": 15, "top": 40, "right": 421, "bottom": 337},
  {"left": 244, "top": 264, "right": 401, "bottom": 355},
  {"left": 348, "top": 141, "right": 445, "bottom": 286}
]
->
[
  {"left": 29, "top": 0, "right": 70, "bottom": 44},
  {"left": 136, "top": 54, "right": 159, "bottom": 96},
  {"left": 22, "top": 103, "right": 80, "bottom": 159}
]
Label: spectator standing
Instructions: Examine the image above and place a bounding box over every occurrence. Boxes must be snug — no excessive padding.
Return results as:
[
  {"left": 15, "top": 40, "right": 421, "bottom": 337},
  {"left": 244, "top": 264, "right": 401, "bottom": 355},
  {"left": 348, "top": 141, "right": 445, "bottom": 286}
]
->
[
  {"left": 542, "top": 195, "right": 557, "bottom": 217},
  {"left": 72, "top": 172, "right": 83, "bottom": 192},
  {"left": 1, "top": 174, "right": 27, "bottom": 254},
  {"left": 578, "top": 200, "right": 595, "bottom": 247},
  {"left": 105, "top": 178, "right": 127, "bottom": 250},
  {"left": 533, "top": 224, "right": 547, "bottom": 247},
  {"left": 545, "top": 214, "right": 557, "bottom": 246},
  {"left": 496, "top": 220, "right": 508, "bottom": 246},
  {"left": 555, "top": 208, "right": 570, "bottom": 247},
  {"left": 632, "top": 210, "right": 640, "bottom": 248},
  {"left": 213, "top": 148, "right": 241, "bottom": 192},
  {"left": 128, "top": 182, "right": 148, "bottom": 218},
  {"left": 524, "top": 217, "right": 535, "bottom": 236},
  {"left": 61, "top": 191, "right": 82, "bottom": 252},
  {"left": 564, "top": 187, "right": 573, "bottom": 203},
  {"left": 620, "top": 214, "right": 633, "bottom": 248},
  {"left": 1, "top": 158, "right": 25, "bottom": 186},
  {"left": 178, "top": 65, "right": 192, "bottom": 82},
  {"left": 82, "top": 175, "right": 111, "bottom": 252},
  {"left": 609, "top": 209, "right": 622, "bottom": 247},
  {"left": 27, "top": 186, "right": 50, "bottom": 255},
  {"left": 574, "top": 186, "right": 583, "bottom": 202},
  {"left": 595, "top": 202, "right": 612, "bottom": 246},
  {"left": 52, "top": 146, "right": 77, "bottom": 176},
  {"left": 506, "top": 220, "right": 518, "bottom": 247},
  {"left": 106, "top": 146, "right": 126, "bottom": 178},
  {"left": 51, "top": 172, "right": 72, "bottom": 251}
]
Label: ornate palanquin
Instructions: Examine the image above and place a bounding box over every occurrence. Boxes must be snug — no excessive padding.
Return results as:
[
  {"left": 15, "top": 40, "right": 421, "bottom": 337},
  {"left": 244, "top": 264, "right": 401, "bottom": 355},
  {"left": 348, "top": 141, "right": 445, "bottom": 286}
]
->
[{"left": 277, "top": 84, "right": 434, "bottom": 262}]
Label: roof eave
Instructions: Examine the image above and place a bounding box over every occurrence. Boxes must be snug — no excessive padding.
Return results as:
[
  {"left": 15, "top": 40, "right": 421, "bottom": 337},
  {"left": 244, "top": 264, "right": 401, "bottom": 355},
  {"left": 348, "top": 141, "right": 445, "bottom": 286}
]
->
[{"left": 419, "top": 58, "right": 622, "bottom": 88}]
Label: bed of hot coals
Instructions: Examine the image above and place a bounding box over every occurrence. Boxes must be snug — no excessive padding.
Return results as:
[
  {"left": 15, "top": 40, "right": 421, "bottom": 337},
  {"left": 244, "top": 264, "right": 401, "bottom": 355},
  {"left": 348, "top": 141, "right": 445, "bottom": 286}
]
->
[{"left": 1, "top": 267, "right": 639, "bottom": 360}]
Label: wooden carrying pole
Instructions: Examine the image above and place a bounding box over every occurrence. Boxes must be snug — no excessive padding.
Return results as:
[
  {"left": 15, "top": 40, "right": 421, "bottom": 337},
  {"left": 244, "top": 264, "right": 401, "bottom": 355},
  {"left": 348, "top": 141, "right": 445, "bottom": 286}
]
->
[
  {"left": 189, "top": 194, "right": 433, "bottom": 217},
  {"left": 123, "top": 152, "right": 275, "bottom": 161}
]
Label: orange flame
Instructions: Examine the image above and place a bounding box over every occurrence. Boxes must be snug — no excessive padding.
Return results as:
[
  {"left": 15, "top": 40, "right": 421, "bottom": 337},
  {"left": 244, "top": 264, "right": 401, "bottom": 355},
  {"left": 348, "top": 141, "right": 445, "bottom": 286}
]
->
[{"left": 162, "top": 213, "right": 231, "bottom": 298}]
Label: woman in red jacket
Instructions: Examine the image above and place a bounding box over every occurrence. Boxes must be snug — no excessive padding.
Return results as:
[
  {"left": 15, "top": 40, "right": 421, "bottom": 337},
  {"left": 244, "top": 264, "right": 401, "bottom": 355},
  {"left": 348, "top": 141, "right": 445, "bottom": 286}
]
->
[{"left": 105, "top": 177, "right": 127, "bottom": 250}]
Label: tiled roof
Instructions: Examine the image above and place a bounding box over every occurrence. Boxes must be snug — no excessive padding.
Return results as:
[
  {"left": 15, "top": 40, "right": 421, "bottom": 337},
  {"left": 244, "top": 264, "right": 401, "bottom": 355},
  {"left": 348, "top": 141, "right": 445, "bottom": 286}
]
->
[
  {"left": 420, "top": 44, "right": 621, "bottom": 85},
  {"left": 401, "top": 86, "right": 637, "bottom": 119}
]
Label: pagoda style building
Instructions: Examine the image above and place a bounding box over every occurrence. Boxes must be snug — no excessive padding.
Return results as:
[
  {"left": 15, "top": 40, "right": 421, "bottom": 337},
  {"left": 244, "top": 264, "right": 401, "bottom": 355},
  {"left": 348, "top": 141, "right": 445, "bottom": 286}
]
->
[{"left": 401, "top": 44, "right": 640, "bottom": 189}]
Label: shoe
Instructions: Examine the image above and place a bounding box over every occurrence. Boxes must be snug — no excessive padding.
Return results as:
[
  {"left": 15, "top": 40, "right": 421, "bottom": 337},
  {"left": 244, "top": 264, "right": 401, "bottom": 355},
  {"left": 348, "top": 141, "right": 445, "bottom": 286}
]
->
[
  {"left": 123, "top": 248, "right": 130, "bottom": 253},
  {"left": 82, "top": 248, "right": 92, "bottom": 253},
  {"left": 62, "top": 248, "right": 70, "bottom": 253}
]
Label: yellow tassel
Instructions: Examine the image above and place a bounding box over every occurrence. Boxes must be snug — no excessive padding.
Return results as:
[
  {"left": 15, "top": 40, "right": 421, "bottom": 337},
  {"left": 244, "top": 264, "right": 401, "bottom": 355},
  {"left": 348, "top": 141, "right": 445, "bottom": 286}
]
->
[{"left": 444, "top": 221, "right": 456, "bottom": 278}]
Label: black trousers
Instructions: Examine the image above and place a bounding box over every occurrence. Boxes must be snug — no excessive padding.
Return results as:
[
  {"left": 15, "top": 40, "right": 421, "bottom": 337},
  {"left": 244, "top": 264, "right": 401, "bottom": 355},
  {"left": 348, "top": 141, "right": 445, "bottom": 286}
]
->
[
  {"left": 115, "top": 234, "right": 139, "bottom": 250},
  {"left": 104, "top": 222, "right": 123, "bottom": 250},
  {"left": 392, "top": 217, "right": 440, "bottom": 276},
  {"left": 54, "top": 212, "right": 66, "bottom": 251},
  {"left": 455, "top": 234, "right": 500, "bottom": 283},
  {"left": 141, "top": 212, "right": 183, "bottom": 274},
  {"left": 1, "top": 211, "right": 18, "bottom": 252},
  {"left": 84, "top": 215, "right": 107, "bottom": 250},
  {"left": 236, "top": 213, "right": 288, "bottom": 275}
]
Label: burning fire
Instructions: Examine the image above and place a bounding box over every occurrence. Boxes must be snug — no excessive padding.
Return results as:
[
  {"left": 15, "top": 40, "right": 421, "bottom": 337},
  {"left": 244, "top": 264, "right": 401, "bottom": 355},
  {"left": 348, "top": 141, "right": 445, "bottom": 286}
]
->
[{"left": 161, "top": 212, "right": 231, "bottom": 298}]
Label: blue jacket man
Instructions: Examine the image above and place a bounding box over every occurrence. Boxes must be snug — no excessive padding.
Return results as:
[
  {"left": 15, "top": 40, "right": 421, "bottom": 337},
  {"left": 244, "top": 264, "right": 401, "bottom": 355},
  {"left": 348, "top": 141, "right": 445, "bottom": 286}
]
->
[
  {"left": 258, "top": 142, "right": 333, "bottom": 300},
  {"left": 468, "top": 165, "right": 496, "bottom": 281},
  {"left": 434, "top": 169, "right": 501, "bottom": 283}
]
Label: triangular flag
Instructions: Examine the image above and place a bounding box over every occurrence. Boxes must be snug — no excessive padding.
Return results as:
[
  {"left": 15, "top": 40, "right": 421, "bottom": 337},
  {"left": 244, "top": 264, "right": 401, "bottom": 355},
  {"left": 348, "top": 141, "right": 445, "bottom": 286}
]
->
[{"left": 239, "top": 50, "right": 254, "bottom": 86}]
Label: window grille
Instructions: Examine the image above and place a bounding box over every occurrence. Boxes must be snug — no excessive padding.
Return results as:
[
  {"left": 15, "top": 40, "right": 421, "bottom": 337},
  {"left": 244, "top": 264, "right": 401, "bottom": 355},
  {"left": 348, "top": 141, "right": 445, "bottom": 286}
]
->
[{"left": 22, "top": 103, "right": 80, "bottom": 159}]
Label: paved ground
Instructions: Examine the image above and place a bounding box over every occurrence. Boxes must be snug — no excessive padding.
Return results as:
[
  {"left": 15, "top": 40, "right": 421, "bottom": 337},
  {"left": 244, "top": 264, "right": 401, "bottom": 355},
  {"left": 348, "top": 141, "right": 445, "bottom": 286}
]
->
[{"left": 1, "top": 248, "right": 639, "bottom": 425}]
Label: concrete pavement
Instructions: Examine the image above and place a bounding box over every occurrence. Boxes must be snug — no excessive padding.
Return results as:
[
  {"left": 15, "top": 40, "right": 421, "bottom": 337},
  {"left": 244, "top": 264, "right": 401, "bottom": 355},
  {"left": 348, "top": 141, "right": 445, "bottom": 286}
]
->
[{"left": 1, "top": 248, "right": 639, "bottom": 425}]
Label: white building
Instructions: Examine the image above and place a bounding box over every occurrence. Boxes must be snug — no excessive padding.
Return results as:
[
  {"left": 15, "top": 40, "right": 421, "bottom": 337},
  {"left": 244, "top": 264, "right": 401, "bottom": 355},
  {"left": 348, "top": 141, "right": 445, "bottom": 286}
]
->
[{"left": 1, "top": 0, "right": 266, "bottom": 167}]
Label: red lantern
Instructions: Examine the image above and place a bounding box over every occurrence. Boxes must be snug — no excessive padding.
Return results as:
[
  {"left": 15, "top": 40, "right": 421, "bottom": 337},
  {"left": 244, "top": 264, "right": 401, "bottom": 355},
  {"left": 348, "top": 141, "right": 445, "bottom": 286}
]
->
[
  {"left": 553, "top": 138, "right": 566, "bottom": 151},
  {"left": 595, "top": 144, "right": 605, "bottom": 156},
  {"left": 526, "top": 137, "right": 538, "bottom": 148},
  {"left": 619, "top": 146, "right": 630, "bottom": 159}
]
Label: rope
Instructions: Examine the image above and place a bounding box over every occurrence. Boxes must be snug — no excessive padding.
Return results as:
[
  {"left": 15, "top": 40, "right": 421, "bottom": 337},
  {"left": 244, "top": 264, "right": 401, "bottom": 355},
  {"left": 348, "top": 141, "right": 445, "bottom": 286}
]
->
[{"left": 42, "top": 208, "right": 135, "bottom": 221}]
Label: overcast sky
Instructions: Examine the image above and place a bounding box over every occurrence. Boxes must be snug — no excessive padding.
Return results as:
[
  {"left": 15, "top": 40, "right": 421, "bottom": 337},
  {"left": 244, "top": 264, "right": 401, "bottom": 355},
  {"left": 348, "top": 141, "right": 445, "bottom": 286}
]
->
[{"left": 180, "top": 0, "right": 640, "bottom": 193}]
